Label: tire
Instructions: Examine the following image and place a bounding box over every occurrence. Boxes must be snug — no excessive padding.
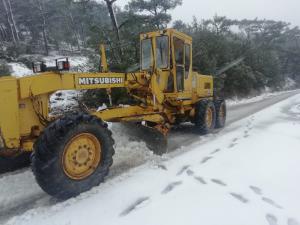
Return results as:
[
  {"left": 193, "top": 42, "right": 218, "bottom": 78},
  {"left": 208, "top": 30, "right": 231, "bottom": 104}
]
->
[
  {"left": 31, "top": 112, "right": 115, "bottom": 199},
  {"left": 194, "top": 100, "right": 216, "bottom": 134},
  {"left": 0, "top": 152, "right": 31, "bottom": 174},
  {"left": 214, "top": 99, "right": 226, "bottom": 128}
]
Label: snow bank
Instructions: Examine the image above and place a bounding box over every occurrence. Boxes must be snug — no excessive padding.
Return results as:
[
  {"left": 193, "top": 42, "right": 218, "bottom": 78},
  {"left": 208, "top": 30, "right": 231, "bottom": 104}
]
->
[
  {"left": 226, "top": 90, "right": 297, "bottom": 106},
  {"left": 290, "top": 103, "right": 300, "bottom": 114},
  {"left": 7, "top": 62, "right": 32, "bottom": 77},
  {"left": 4, "top": 94, "right": 300, "bottom": 225}
]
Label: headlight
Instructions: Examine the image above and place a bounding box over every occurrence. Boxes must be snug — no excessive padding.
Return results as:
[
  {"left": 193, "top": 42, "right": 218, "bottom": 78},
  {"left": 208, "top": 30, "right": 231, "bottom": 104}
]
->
[
  {"left": 56, "top": 58, "right": 70, "bottom": 71},
  {"left": 32, "top": 62, "right": 46, "bottom": 73}
]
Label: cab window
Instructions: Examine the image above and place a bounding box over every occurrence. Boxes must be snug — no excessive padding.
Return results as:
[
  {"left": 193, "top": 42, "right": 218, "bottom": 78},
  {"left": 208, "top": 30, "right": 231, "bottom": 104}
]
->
[
  {"left": 141, "top": 39, "right": 152, "bottom": 70},
  {"left": 156, "top": 36, "right": 169, "bottom": 69},
  {"left": 174, "top": 37, "right": 184, "bottom": 65}
]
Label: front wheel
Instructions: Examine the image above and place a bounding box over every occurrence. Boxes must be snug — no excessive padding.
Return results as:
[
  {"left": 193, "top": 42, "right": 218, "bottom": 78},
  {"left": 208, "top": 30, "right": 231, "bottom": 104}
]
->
[
  {"left": 194, "top": 100, "right": 216, "bottom": 134},
  {"left": 31, "top": 113, "right": 115, "bottom": 199}
]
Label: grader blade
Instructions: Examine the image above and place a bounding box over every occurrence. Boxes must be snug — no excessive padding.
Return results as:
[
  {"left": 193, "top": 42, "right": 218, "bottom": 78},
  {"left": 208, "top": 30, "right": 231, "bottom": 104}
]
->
[{"left": 120, "top": 123, "right": 168, "bottom": 155}]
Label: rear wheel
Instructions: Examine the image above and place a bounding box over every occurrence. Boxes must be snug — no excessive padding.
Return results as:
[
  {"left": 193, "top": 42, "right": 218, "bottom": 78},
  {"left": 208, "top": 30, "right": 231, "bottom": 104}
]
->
[
  {"left": 32, "top": 113, "right": 115, "bottom": 199},
  {"left": 194, "top": 100, "right": 216, "bottom": 134},
  {"left": 215, "top": 99, "right": 226, "bottom": 128}
]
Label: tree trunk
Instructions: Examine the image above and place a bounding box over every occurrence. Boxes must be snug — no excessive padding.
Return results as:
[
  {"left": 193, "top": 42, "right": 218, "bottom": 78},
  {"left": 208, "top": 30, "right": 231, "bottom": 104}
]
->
[
  {"left": 102, "top": 30, "right": 118, "bottom": 64},
  {"left": 6, "top": 0, "right": 19, "bottom": 41},
  {"left": 36, "top": 0, "right": 49, "bottom": 55},
  {"left": 104, "top": 0, "right": 123, "bottom": 58},
  {"left": 68, "top": 11, "right": 81, "bottom": 52},
  {"left": 80, "top": 22, "right": 86, "bottom": 47},
  {"left": 1, "top": 0, "right": 16, "bottom": 43},
  {"left": 153, "top": 8, "right": 160, "bottom": 29},
  {"left": 0, "top": 25, "right": 8, "bottom": 42}
]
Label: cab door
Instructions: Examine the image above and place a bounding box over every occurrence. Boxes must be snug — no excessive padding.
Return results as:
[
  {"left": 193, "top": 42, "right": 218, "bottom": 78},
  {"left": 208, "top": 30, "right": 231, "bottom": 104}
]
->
[
  {"left": 173, "top": 37, "right": 185, "bottom": 92},
  {"left": 172, "top": 36, "right": 192, "bottom": 93},
  {"left": 183, "top": 43, "right": 192, "bottom": 92}
]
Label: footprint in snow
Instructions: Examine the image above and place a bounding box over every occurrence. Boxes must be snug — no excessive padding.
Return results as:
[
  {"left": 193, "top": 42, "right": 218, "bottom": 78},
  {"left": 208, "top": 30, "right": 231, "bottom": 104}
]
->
[
  {"left": 228, "top": 143, "right": 238, "bottom": 148},
  {"left": 244, "top": 130, "right": 251, "bottom": 138},
  {"left": 230, "top": 192, "right": 249, "bottom": 203},
  {"left": 161, "top": 181, "right": 183, "bottom": 194},
  {"left": 262, "top": 197, "right": 283, "bottom": 209},
  {"left": 211, "top": 179, "right": 227, "bottom": 186},
  {"left": 246, "top": 121, "right": 253, "bottom": 128},
  {"left": 232, "top": 138, "right": 239, "bottom": 143},
  {"left": 266, "top": 214, "right": 278, "bottom": 225},
  {"left": 177, "top": 165, "right": 190, "bottom": 176},
  {"left": 120, "top": 197, "right": 150, "bottom": 216},
  {"left": 194, "top": 176, "right": 207, "bottom": 184},
  {"left": 157, "top": 164, "right": 167, "bottom": 171},
  {"left": 186, "top": 169, "right": 194, "bottom": 176},
  {"left": 288, "top": 218, "right": 300, "bottom": 225},
  {"left": 210, "top": 148, "right": 221, "bottom": 155},
  {"left": 249, "top": 185, "right": 263, "bottom": 195},
  {"left": 201, "top": 156, "right": 213, "bottom": 164}
]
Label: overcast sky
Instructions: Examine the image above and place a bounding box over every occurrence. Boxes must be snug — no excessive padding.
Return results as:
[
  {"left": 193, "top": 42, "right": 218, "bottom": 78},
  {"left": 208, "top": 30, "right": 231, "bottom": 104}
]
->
[{"left": 115, "top": 0, "right": 300, "bottom": 27}]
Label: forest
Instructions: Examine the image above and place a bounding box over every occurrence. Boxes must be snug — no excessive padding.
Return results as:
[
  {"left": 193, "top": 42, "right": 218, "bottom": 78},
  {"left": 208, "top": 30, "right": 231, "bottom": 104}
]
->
[{"left": 1, "top": 0, "right": 300, "bottom": 98}]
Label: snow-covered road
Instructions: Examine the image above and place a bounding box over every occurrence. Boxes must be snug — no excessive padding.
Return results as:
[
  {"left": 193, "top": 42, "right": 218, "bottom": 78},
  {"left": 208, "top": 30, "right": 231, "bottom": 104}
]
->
[{"left": 1, "top": 91, "right": 300, "bottom": 225}]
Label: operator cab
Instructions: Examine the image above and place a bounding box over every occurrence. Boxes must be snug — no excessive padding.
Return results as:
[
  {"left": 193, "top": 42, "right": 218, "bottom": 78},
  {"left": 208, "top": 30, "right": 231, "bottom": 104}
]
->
[{"left": 140, "top": 29, "right": 193, "bottom": 94}]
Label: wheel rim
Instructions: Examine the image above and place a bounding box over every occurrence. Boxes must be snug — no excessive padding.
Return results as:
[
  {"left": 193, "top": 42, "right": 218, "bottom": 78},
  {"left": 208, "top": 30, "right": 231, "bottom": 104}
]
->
[
  {"left": 62, "top": 133, "right": 101, "bottom": 180},
  {"left": 206, "top": 107, "right": 213, "bottom": 128}
]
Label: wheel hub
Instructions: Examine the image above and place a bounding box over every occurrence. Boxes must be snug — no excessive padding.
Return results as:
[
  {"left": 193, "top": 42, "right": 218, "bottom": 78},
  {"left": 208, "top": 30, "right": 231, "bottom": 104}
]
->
[
  {"left": 62, "top": 133, "right": 101, "bottom": 180},
  {"left": 206, "top": 107, "right": 213, "bottom": 128}
]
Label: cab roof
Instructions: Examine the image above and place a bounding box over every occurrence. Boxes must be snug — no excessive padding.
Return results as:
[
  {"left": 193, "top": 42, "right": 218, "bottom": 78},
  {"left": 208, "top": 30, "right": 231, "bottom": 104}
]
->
[{"left": 140, "top": 28, "right": 192, "bottom": 42}]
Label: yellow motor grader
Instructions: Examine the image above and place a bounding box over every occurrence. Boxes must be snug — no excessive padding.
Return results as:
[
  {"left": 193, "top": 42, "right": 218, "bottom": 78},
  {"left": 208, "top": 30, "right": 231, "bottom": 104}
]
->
[{"left": 0, "top": 29, "right": 226, "bottom": 199}]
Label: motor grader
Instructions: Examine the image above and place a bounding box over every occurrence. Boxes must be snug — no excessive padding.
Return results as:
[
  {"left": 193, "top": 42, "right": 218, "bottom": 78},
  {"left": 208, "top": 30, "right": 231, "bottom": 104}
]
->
[{"left": 0, "top": 29, "right": 226, "bottom": 199}]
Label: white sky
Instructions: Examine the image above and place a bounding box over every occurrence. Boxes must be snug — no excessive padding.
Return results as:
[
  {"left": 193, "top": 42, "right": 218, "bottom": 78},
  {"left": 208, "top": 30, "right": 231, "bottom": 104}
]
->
[{"left": 115, "top": 0, "right": 300, "bottom": 27}]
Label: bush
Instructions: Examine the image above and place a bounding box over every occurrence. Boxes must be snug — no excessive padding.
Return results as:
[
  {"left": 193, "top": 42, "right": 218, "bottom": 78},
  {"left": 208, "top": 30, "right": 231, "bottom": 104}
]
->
[
  {"left": 81, "top": 88, "right": 134, "bottom": 108},
  {"left": 224, "top": 63, "right": 258, "bottom": 97},
  {"left": 6, "top": 43, "right": 27, "bottom": 59}
]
